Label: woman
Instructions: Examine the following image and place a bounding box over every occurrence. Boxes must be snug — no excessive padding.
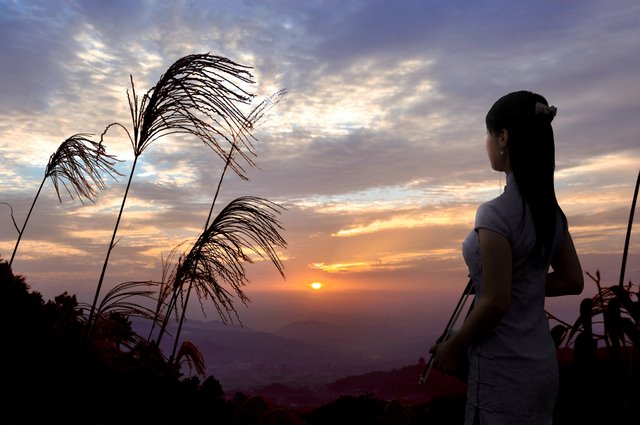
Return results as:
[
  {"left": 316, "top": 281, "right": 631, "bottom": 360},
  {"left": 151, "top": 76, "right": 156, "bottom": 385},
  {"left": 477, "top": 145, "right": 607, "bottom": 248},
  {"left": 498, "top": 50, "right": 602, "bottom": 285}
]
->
[{"left": 432, "top": 91, "right": 584, "bottom": 424}]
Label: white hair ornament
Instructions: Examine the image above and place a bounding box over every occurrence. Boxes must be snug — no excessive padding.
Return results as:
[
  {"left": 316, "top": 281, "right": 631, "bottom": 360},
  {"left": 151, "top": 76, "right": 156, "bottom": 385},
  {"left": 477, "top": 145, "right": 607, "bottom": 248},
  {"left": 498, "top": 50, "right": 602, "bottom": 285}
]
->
[{"left": 534, "top": 102, "right": 557, "bottom": 119}]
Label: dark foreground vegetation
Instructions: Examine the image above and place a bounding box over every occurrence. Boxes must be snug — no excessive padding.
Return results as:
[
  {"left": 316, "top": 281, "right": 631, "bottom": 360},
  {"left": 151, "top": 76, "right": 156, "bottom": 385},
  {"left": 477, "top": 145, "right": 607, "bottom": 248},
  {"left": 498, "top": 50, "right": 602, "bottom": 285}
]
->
[{"left": 1, "top": 259, "right": 638, "bottom": 425}]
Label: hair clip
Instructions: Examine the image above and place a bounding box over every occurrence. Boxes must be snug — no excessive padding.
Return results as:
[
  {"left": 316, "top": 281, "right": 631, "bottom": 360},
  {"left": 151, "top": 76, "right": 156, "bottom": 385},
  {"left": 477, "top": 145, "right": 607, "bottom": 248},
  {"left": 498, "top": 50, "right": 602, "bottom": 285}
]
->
[{"left": 534, "top": 102, "right": 557, "bottom": 118}]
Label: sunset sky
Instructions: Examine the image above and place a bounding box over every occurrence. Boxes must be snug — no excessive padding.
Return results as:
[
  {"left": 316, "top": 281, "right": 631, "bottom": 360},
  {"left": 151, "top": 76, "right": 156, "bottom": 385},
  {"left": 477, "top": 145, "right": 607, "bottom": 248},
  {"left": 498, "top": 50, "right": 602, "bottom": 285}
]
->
[{"left": 1, "top": 0, "right": 639, "bottom": 341}]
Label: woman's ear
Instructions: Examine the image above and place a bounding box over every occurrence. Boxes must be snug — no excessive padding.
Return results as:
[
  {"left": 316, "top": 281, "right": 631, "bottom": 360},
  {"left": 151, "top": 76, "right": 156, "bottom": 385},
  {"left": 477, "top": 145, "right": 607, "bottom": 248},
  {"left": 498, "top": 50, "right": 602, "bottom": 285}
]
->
[{"left": 498, "top": 129, "right": 509, "bottom": 148}]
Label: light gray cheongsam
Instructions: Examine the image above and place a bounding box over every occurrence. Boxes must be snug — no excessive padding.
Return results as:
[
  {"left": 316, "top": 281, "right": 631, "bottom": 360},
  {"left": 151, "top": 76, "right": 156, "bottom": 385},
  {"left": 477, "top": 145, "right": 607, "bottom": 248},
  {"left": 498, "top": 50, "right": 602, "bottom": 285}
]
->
[{"left": 462, "top": 172, "right": 566, "bottom": 425}]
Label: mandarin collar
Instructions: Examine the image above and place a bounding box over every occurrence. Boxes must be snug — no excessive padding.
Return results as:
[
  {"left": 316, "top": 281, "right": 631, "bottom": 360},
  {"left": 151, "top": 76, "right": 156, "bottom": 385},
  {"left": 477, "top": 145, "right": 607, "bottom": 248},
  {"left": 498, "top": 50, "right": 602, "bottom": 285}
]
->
[{"left": 505, "top": 172, "right": 516, "bottom": 192}]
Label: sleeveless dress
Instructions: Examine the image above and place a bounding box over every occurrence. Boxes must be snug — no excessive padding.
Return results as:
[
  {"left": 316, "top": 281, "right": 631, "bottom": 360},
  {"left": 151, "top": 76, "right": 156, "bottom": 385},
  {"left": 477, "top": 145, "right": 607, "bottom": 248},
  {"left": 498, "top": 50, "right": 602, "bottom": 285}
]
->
[{"left": 462, "top": 172, "right": 565, "bottom": 425}]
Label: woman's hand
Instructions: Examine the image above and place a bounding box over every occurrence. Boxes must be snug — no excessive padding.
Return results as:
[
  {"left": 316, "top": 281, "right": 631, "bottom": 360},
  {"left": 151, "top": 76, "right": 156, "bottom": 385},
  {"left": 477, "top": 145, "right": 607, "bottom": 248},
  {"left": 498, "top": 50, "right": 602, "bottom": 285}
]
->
[{"left": 430, "top": 339, "right": 466, "bottom": 376}]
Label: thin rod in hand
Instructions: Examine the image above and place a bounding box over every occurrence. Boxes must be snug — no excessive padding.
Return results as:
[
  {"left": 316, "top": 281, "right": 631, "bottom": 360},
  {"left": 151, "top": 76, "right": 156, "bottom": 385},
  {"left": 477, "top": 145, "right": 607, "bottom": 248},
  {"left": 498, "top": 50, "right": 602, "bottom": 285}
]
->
[{"left": 419, "top": 278, "right": 474, "bottom": 385}]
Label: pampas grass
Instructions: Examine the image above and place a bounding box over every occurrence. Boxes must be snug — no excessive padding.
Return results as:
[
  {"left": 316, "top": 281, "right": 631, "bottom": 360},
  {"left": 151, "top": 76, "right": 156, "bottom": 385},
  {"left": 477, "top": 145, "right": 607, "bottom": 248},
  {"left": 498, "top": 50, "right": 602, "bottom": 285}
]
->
[
  {"left": 152, "top": 196, "right": 286, "bottom": 358},
  {"left": 9, "top": 134, "right": 120, "bottom": 266},
  {"left": 174, "top": 341, "right": 206, "bottom": 376},
  {"left": 88, "top": 53, "right": 267, "bottom": 330},
  {"left": 83, "top": 280, "right": 159, "bottom": 349}
]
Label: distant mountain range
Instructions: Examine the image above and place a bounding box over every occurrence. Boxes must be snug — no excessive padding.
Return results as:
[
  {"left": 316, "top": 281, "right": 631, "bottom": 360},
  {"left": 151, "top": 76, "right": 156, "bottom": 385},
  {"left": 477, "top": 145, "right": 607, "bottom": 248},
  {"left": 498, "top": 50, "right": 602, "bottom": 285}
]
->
[
  {"left": 132, "top": 317, "right": 437, "bottom": 398},
  {"left": 274, "top": 319, "right": 392, "bottom": 350},
  {"left": 273, "top": 319, "right": 436, "bottom": 362}
]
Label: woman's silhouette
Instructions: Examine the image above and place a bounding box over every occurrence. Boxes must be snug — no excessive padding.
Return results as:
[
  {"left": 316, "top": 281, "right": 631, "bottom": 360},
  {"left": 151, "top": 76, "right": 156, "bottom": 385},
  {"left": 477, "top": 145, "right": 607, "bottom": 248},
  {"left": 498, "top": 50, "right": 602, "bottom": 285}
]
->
[{"left": 431, "top": 91, "right": 584, "bottom": 424}]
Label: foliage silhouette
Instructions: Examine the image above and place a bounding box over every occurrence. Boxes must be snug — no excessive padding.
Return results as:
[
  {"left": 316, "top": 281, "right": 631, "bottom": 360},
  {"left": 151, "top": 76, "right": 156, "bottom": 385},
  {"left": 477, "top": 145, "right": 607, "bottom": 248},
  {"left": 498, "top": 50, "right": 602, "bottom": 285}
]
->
[
  {"left": 152, "top": 196, "right": 287, "bottom": 357},
  {"left": 81, "top": 280, "right": 158, "bottom": 349},
  {"left": 203, "top": 89, "right": 286, "bottom": 229},
  {"left": 552, "top": 167, "right": 640, "bottom": 359},
  {"left": 164, "top": 90, "right": 286, "bottom": 361},
  {"left": 174, "top": 340, "right": 206, "bottom": 377},
  {"left": 548, "top": 170, "right": 639, "bottom": 424},
  {"left": 0, "top": 258, "right": 232, "bottom": 425},
  {"left": 88, "top": 53, "right": 266, "bottom": 331},
  {"left": 549, "top": 272, "right": 639, "bottom": 424},
  {"left": 8, "top": 134, "right": 120, "bottom": 266}
]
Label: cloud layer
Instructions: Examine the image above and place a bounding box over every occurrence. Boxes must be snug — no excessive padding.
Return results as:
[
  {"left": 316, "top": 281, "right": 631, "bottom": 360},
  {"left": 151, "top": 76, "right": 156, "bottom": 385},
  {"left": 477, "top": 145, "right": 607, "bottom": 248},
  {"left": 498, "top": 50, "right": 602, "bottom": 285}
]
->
[{"left": 1, "top": 0, "right": 639, "bottom": 333}]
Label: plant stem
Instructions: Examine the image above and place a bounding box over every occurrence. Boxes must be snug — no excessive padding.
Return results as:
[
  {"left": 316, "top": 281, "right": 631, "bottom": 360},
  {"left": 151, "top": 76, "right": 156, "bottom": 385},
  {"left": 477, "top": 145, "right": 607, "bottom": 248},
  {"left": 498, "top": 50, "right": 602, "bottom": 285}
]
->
[
  {"left": 170, "top": 280, "right": 194, "bottom": 363},
  {"left": 593, "top": 271, "right": 612, "bottom": 354},
  {"left": 87, "top": 154, "right": 140, "bottom": 329},
  {"left": 0, "top": 202, "right": 19, "bottom": 234},
  {"left": 163, "top": 142, "right": 237, "bottom": 354},
  {"left": 204, "top": 142, "right": 236, "bottom": 230},
  {"left": 619, "top": 169, "right": 639, "bottom": 287},
  {"left": 9, "top": 175, "right": 46, "bottom": 267},
  {"left": 155, "top": 285, "right": 179, "bottom": 347}
]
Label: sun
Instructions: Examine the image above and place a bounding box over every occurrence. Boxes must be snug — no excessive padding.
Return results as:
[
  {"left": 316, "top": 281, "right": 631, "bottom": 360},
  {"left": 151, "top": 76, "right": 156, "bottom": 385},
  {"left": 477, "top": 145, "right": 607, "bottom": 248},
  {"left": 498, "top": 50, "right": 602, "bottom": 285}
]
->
[{"left": 310, "top": 282, "right": 323, "bottom": 290}]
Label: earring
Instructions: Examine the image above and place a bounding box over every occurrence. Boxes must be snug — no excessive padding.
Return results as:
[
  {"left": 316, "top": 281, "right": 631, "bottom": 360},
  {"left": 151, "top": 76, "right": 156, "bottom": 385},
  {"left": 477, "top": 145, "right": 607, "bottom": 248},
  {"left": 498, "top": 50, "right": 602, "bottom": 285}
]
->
[{"left": 500, "top": 149, "right": 504, "bottom": 156}]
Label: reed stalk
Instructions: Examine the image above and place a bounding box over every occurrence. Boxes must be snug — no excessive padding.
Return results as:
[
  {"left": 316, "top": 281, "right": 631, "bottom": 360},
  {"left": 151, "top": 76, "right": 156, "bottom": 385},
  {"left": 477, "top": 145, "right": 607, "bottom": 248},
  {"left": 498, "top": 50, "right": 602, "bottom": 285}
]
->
[
  {"left": 9, "top": 134, "right": 119, "bottom": 267},
  {"left": 154, "top": 90, "right": 286, "bottom": 353},
  {"left": 159, "top": 196, "right": 286, "bottom": 360},
  {"left": 9, "top": 178, "right": 45, "bottom": 266},
  {"left": 86, "top": 53, "right": 264, "bottom": 331},
  {"left": 619, "top": 169, "right": 639, "bottom": 287},
  {"left": 87, "top": 155, "right": 139, "bottom": 328}
]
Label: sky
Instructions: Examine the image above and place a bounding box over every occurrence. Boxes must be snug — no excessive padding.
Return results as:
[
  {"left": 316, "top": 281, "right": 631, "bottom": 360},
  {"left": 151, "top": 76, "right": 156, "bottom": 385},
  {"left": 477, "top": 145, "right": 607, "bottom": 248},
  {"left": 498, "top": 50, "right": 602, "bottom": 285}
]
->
[{"left": 1, "top": 0, "right": 639, "bottom": 341}]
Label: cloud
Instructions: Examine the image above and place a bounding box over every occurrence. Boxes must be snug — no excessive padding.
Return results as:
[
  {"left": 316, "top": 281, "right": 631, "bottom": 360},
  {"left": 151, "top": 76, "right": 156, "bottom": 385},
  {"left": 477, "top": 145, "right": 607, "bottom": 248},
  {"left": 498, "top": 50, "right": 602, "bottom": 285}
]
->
[
  {"left": 309, "top": 248, "right": 460, "bottom": 273},
  {"left": 0, "top": 1, "right": 80, "bottom": 114},
  {"left": 0, "top": 0, "right": 638, "bottom": 334}
]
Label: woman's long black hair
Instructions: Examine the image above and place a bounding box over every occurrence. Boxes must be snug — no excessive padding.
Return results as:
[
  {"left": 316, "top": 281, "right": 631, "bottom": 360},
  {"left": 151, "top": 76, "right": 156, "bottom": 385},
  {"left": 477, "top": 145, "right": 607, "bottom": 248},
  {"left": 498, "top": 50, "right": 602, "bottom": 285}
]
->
[{"left": 486, "top": 90, "right": 565, "bottom": 263}]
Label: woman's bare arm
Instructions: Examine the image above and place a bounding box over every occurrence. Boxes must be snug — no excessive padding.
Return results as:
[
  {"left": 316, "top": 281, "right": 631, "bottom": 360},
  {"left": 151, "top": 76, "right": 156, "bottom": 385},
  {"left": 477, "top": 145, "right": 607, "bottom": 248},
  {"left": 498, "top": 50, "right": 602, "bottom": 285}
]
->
[
  {"left": 546, "top": 230, "right": 584, "bottom": 297},
  {"left": 432, "top": 228, "right": 512, "bottom": 373}
]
